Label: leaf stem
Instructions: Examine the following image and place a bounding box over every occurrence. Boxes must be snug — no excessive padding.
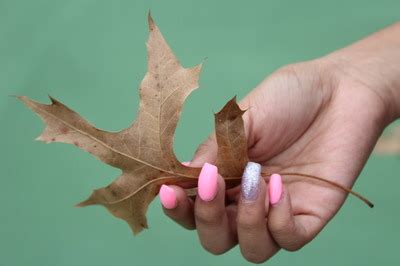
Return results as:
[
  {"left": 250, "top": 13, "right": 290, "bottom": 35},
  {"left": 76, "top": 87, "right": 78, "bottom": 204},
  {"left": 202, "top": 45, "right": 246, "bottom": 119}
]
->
[
  {"left": 99, "top": 171, "right": 374, "bottom": 209},
  {"left": 265, "top": 172, "right": 374, "bottom": 208}
]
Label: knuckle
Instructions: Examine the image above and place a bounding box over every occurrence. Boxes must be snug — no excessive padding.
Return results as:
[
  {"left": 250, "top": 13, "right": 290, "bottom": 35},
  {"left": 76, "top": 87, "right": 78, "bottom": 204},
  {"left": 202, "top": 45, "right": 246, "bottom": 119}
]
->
[
  {"left": 236, "top": 215, "right": 260, "bottom": 231},
  {"left": 163, "top": 209, "right": 196, "bottom": 230},
  {"left": 194, "top": 206, "right": 224, "bottom": 227},
  {"left": 168, "top": 217, "right": 194, "bottom": 230},
  {"left": 242, "top": 251, "right": 269, "bottom": 264},
  {"left": 268, "top": 63, "right": 307, "bottom": 88},
  {"left": 183, "top": 225, "right": 196, "bottom": 231},
  {"left": 269, "top": 219, "right": 295, "bottom": 236},
  {"left": 163, "top": 208, "right": 184, "bottom": 221},
  {"left": 283, "top": 241, "right": 306, "bottom": 252},
  {"left": 268, "top": 220, "right": 308, "bottom": 251},
  {"left": 201, "top": 242, "right": 228, "bottom": 255}
]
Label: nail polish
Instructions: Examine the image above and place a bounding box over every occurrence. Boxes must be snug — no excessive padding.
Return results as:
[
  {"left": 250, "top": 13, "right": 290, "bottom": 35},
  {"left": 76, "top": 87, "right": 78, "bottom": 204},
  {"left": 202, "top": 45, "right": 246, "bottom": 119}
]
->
[
  {"left": 198, "top": 163, "right": 218, "bottom": 201},
  {"left": 241, "top": 162, "right": 262, "bottom": 201},
  {"left": 269, "top": 174, "right": 282, "bottom": 205},
  {"left": 159, "top": 185, "right": 177, "bottom": 209}
]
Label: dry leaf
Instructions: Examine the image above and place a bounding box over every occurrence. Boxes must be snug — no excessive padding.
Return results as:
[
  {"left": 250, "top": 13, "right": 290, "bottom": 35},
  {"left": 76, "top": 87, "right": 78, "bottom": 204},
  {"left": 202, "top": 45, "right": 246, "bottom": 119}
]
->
[
  {"left": 19, "top": 14, "right": 248, "bottom": 234},
  {"left": 19, "top": 13, "right": 375, "bottom": 235},
  {"left": 215, "top": 97, "right": 248, "bottom": 178}
]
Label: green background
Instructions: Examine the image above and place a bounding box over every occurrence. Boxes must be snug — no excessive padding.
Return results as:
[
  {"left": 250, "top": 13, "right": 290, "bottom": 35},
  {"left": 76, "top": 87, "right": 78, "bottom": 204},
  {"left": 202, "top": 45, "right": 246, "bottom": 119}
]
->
[{"left": 1, "top": 0, "right": 399, "bottom": 265}]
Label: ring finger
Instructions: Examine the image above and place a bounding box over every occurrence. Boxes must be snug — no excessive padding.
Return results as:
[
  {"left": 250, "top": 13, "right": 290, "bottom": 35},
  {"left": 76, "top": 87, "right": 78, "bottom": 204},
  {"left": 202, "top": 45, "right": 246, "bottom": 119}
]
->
[{"left": 237, "top": 162, "right": 280, "bottom": 263}]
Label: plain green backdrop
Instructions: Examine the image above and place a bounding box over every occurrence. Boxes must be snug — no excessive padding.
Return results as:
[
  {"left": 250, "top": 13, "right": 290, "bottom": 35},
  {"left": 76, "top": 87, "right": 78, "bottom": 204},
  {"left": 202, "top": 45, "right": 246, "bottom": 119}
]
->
[{"left": 1, "top": 0, "right": 399, "bottom": 265}]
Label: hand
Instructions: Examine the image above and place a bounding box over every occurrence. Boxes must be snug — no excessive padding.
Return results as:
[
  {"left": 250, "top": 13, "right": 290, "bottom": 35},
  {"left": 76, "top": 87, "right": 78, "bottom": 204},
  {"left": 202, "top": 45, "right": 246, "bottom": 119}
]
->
[{"left": 158, "top": 23, "right": 400, "bottom": 263}]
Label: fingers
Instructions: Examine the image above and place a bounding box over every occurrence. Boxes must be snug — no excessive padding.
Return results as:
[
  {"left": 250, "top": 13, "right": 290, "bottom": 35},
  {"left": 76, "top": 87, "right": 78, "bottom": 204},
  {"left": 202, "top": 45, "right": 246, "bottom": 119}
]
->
[
  {"left": 237, "top": 162, "right": 280, "bottom": 263},
  {"left": 159, "top": 184, "right": 196, "bottom": 230},
  {"left": 194, "top": 163, "right": 237, "bottom": 254},
  {"left": 267, "top": 174, "right": 317, "bottom": 251}
]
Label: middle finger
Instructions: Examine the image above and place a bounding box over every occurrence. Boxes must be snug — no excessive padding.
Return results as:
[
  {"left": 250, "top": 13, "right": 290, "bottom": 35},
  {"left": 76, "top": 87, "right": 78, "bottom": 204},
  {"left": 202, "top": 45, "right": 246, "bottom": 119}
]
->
[{"left": 237, "top": 162, "right": 280, "bottom": 263}]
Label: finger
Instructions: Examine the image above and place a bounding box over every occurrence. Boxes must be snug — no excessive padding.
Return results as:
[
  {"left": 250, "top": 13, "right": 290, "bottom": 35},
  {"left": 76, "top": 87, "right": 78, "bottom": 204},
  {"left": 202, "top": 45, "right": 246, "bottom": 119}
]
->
[
  {"left": 159, "top": 185, "right": 196, "bottom": 230},
  {"left": 190, "top": 135, "right": 218, "bottom": 167},
  {"left": 195, "top": 163, "right": 237, "bottom": 254},
  {"left": 237, "top": 162, "right": 280, "bottom": 263},
  {"left": 267, "top": 174, "right": 316, "bottom": 251}
]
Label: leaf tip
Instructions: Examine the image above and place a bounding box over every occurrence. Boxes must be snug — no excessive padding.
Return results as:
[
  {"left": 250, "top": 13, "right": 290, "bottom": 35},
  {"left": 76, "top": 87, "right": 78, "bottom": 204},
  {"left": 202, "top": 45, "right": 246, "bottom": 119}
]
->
[
  {"left": 76, "top": 197, "right": 96, "bottom": 207},
  {"left": 8, "top": 94, "right": 20, "bottom": 99},
  {"left": 231, "top": 96, "right": 246, "bottom": 114},
  {"left": 132, "top": 228, "right": 142, "bottom": 236},
  {"left": 35, "top": 135, "right": 45, "bottom": 142},
  {"left": 191, "top": 63, "right": 203, "bottom": 78},
  {"left": 47, "top": 94, "right": 58, "bottom": 104},
  {"left": 130, "top": 221, "right": 148, "bottom": 235},
  {"left": 147, "top": 10, "right": 155, "bottom": 31},
  {"left": 15, "top": 95, "right": 28, "bottom": 103}
]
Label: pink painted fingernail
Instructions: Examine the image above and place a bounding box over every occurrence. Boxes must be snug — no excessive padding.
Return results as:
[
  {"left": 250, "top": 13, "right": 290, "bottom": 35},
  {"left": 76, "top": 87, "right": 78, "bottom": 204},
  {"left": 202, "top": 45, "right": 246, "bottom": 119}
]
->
[
  {"left": 269, "top": 174, "right": 282, "bottom": 205},
  {"left": 198, "top": 163, "right": 218, "bottom": 201},
  {"left": 159, "top": 185, "right": 177, "bottom": 209},
  {"left": 182, "top": 161, "right": 191, "bottom": 166}
]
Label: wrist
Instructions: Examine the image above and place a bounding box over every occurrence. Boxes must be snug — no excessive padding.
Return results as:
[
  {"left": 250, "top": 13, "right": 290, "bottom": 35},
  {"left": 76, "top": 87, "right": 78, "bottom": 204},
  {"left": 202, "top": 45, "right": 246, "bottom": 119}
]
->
[{"left": 322, "top": 22, "right": 400, "bottom": 124}]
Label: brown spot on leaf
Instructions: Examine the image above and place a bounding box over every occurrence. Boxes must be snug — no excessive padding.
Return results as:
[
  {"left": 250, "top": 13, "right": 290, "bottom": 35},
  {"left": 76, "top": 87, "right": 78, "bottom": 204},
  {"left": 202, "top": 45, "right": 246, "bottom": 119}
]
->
[{"left": 60, "top": 127, "right": 69, "bottom": 134}]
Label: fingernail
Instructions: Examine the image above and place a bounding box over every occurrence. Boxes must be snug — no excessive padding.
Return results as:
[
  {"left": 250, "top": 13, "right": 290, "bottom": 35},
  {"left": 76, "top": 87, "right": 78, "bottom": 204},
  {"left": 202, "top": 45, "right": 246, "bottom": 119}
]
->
[
  {"left": 159, "top": 185, "right": 177, "bottom": 209},
  {"left": 182, "top": 161, "right": 191, "bottom": 166},
  {"left": 198, "top": 163, "right": 218, "bottom": 201},
  {"left": 269, "top": 174, "right": 282, "bottom": 205},
  {"left": 241, "top": 162, "right": 262, "bottom": 201}
]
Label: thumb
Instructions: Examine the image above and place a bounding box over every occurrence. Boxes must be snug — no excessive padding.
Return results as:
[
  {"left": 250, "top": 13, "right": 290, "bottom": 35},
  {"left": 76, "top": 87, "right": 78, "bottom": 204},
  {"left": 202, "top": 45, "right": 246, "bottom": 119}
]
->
[
  {"left": 189, "top": 133, "right": 218, "bottom": 167},
  {"left": 189, "top": 96, "right": 253, "bottom": 168}
]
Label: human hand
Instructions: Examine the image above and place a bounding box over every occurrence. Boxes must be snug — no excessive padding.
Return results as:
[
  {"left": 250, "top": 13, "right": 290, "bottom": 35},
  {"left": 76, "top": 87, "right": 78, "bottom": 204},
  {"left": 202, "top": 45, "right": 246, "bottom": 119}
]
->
[{"left": 158, "top": 23, "right": 400, "bottom": 263}]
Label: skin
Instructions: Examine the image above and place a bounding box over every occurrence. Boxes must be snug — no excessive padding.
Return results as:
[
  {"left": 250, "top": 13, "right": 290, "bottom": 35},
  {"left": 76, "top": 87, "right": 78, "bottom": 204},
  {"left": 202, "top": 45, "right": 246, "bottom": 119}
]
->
[{"left": 161, "top": 22, "right": 400, "bottom": 263}]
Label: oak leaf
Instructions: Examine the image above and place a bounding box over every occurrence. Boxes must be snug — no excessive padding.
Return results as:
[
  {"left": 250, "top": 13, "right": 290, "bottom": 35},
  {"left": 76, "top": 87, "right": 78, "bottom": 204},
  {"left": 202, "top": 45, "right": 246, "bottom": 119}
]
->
[
  {"left": 19, "top": 14, "right": 248, "bottom": 234},
  {"left": 19, "top": 14, "right": 374, "bottom": 235}
]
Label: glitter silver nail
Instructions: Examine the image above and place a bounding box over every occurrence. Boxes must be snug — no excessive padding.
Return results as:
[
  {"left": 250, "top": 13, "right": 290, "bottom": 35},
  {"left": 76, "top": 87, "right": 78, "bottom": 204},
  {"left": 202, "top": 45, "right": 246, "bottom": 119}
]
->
[{"left": 241, "top": 162, "right": 262, "bottom": 201}]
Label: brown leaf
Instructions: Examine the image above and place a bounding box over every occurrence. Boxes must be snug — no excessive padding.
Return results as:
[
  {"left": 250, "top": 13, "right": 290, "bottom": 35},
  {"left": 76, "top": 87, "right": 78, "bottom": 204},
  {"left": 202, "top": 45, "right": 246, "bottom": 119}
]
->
[
  {"left": 214, "top": 97, "right": 248, "bottom": 179},
  {"left": 19, "top": 14, "right": 248, "bottom": 234}
]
